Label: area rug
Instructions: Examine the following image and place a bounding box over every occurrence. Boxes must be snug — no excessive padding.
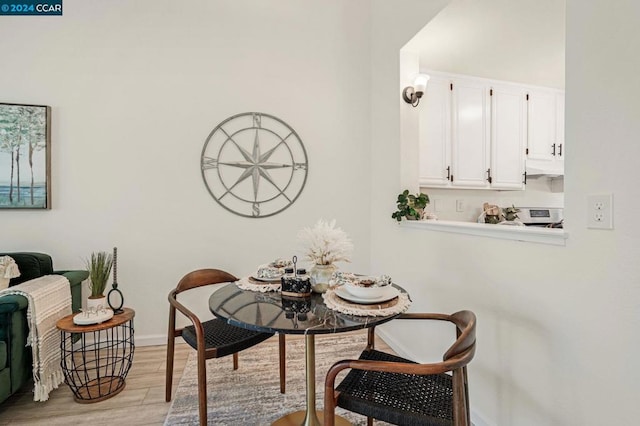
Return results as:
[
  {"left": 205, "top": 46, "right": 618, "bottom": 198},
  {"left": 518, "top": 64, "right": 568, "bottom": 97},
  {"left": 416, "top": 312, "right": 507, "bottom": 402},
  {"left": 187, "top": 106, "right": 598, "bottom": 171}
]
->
[{"left": 164, "top": 332, "right": 393, "bottom": 425}]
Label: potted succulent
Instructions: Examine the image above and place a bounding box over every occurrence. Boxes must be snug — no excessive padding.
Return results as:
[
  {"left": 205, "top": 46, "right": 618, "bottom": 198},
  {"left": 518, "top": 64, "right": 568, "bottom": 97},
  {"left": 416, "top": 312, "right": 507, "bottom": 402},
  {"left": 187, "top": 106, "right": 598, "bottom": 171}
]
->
[
  {"left": 502, "top": 205, "right": 521, "bottom": 221},
  {"left": 391, "top": 190, "right": 429, "bottom": 222},
  {"left": 85, "top": 251, "right": 113, "bottom": 310}
]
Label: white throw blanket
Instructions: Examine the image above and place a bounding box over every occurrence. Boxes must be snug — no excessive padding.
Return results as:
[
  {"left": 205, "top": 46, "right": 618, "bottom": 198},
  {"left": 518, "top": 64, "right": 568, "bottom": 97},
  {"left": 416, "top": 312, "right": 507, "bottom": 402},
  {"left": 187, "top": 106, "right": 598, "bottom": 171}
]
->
[
  {"left": 0, "top": 274, "right": 72, "bottom": 401},
  {"left": 0, "top": 255, "right": 21, "bottom": 290}
]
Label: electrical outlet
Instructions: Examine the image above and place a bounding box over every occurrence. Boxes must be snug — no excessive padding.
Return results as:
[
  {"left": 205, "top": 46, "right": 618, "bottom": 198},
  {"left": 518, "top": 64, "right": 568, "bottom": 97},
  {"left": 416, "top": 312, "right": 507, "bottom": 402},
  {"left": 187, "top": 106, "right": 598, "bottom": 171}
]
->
[
  {"left": 456, "top": 199, "right": 464, "bottom": 212},
  {"left": 433, "top": 199, "right": 443, "bottom": 212},
  {"left": 587, "top": 194, "right": 613, "bottom": 229}
]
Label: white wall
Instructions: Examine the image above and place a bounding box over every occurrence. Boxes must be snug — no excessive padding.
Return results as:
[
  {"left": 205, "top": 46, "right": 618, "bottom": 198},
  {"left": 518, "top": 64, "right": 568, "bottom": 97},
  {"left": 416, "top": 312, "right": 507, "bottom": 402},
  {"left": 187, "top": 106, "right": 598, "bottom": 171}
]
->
[
  {"left": 372, "top": 0, "right": 640, "bottom": 425},
  {"left": 407, "top": 0, "right": 566, "bottom": 89},
  {"left": 0, "top": 0, "right": 373, "bottom": 341}
]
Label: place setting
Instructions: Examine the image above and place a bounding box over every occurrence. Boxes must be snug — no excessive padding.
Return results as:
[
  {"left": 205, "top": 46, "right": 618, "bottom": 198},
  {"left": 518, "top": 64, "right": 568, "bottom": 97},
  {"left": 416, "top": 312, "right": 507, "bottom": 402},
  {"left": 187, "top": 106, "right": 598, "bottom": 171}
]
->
[
  {"left": 234, "top": 258, "right": 291, "bottom": 292},
  {"left": 323, "top": 272, "right": 411, "bottom": 316}
]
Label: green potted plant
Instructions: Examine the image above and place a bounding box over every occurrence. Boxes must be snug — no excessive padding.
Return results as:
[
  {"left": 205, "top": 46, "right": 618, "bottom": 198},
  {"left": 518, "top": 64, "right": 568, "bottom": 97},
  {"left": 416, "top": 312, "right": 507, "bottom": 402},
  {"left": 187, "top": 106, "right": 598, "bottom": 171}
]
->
[
  {"left": 502, "top": 205, "right": 521, "bottom": 221},
  {"left": 391, "top": 190, "right": 429, "bottom": 222},
  {"left": 85, "top": 251, "right": 113, "bottom": 310}
]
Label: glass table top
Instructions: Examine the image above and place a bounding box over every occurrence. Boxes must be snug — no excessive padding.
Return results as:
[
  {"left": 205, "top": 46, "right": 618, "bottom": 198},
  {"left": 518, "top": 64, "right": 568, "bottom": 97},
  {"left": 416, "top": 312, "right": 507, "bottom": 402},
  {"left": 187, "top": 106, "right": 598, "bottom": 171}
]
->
[{"left": 209, "top": 283, "right": 405, "bottom": 335}]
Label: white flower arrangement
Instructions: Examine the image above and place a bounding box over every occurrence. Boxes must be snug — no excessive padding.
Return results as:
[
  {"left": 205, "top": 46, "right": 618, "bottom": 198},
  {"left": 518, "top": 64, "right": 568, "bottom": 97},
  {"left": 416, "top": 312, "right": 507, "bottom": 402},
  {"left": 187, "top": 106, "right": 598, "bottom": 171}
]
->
[{"left": 297, "top": 219, "right": 354, "bottom": 265}]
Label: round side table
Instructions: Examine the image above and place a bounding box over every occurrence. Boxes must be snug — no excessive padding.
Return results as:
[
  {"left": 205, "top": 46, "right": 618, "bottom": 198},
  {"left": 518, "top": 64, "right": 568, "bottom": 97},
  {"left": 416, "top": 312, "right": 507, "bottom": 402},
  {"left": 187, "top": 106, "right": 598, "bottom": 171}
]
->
[{"left": 56, "top": 307, "right": 135, "bottom": 403}]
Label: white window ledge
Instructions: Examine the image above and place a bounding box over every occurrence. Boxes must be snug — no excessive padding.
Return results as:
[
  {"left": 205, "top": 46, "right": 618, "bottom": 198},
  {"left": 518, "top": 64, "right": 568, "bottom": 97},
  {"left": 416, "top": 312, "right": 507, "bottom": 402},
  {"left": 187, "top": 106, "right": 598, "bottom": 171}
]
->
[{"left": 400, "top": 220, "right": 568, "bottom": 246}]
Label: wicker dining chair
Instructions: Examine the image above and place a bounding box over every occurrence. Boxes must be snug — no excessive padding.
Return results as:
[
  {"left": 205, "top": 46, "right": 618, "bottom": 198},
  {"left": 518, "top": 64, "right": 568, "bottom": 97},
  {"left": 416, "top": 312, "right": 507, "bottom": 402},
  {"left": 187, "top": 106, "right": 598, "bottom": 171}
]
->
[
  {"left": 324, "top": 310, "right": 476, "bottom": 426},
  {"left": 165, "top": 268, "right": 286, "bottom": 426}
]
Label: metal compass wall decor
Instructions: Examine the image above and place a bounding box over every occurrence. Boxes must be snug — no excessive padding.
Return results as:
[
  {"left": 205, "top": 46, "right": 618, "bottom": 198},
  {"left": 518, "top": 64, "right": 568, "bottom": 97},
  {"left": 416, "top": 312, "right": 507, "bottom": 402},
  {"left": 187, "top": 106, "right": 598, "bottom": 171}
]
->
[{"left": 201, "top": 112, "right": 308, "bottom": 218}]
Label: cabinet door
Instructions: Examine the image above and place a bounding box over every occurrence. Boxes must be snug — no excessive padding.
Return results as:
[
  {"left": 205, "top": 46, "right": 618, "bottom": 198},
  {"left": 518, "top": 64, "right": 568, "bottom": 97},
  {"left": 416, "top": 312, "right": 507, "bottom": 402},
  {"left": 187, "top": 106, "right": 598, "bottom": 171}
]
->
[
  {"left": 527, "top": 89, "right": 556, "bottom": 161},
  {"left": 490, "top": 85, "right": 526, "bottom": 189},
  {"left": 555, "top": 91, "right": 565, "bottom": 159},
  {"left": 419, "top": 76, "right": 452, "bottom": 186},
  {"left": 451, "top": 78, "right": 490, "bottom": 188}
]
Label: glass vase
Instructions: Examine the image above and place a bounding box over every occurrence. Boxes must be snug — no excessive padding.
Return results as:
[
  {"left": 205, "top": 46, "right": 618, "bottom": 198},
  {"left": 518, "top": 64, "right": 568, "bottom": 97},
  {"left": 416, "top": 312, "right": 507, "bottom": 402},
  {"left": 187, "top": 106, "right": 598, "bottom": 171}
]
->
[{"left": 309, "top": 263, "right": 338, "bottom": 293}]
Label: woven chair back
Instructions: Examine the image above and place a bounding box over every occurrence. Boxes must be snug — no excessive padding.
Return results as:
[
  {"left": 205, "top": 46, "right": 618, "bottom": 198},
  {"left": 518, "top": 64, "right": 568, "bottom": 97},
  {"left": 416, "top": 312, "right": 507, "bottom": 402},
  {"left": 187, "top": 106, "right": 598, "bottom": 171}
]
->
[{"left": 174, "top": 268, "right": 238, "bottom": 295}]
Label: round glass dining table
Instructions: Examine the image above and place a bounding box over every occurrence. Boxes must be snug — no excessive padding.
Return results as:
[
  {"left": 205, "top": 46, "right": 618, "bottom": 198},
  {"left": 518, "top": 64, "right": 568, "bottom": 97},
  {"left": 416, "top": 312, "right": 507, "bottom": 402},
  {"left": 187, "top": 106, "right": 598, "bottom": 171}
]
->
[{"left": 209, "top": 282, "right": 406, "bottom": 426}]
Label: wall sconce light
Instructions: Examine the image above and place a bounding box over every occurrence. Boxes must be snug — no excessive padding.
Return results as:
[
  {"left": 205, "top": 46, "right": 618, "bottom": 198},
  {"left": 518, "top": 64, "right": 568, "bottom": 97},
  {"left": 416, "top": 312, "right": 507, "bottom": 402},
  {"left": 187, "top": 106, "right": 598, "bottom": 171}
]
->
[{"left": 402, "top": 73, "right": 430, "bottom": 107}]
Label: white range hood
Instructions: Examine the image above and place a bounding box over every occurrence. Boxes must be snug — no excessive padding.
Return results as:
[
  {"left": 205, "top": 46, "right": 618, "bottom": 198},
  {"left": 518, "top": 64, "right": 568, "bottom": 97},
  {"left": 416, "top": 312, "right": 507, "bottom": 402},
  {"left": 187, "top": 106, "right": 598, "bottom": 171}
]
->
[{"left": 526, "top": 160, "right": 564, "bottom": 178}]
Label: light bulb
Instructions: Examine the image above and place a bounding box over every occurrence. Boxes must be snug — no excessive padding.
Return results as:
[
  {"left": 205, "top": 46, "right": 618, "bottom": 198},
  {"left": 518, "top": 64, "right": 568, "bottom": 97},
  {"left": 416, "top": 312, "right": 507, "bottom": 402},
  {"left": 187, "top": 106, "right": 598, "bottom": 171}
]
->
[{"left": 413, "top": 74, "right": 430, "bottom": 94}]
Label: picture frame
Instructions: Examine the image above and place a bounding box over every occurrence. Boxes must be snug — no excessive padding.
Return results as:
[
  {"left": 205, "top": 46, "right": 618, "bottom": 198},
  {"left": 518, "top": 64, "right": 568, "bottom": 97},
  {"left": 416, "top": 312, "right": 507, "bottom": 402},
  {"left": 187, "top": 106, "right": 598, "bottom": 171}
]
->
[{"left": 0, "top": 103, "right": 51, "bottom": 209}]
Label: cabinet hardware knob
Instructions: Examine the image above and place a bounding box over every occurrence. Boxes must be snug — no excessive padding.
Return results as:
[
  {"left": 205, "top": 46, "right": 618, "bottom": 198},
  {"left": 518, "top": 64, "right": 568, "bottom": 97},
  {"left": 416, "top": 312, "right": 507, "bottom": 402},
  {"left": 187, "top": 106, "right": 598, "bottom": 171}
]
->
[
  {"left": 446, "top": 166, "right": 451, "bottom": 181},
  {"left": 486, "top": 168, "right": 492, "bottom": 184},
  {"left": 558, "top": 144, "right": 563, "bottom": 156},
  {"left": 552, "top": 143, "right": 556, "bottom": 156}
]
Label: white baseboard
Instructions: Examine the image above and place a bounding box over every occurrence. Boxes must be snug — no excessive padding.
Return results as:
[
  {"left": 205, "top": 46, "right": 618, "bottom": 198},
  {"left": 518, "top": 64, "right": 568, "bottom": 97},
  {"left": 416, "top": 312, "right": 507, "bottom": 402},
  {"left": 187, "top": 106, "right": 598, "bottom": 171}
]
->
[
  {"left": 72, "top": 333, "right": 166, "bottom": 349},
  {"left": 470, "top": 410, "right": 491, "bottom": 426},
  {"left": 134, "top": 334, "right": 166, "bottom": 347},
  {"left": 375, "top": 328, "right": 414, "bottom": 359},
  {"left": 376, "top": 329, "right": 494, "bottom": 426}
]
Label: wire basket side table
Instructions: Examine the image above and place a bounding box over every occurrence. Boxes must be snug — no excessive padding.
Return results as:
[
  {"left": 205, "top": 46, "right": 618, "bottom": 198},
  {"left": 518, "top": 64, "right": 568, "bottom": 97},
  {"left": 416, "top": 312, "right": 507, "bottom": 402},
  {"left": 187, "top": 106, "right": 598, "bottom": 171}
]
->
[{"left": 56, "top": 308, "right": 135, "bottom": 403}]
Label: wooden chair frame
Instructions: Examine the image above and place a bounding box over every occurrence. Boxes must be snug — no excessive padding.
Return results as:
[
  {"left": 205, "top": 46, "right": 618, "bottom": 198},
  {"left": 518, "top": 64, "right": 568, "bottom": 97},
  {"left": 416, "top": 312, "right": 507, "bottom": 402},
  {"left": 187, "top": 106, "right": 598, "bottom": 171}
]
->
[
  {"left": 324, "top": 311, "right": 476, "bottom": 426},
  {"left": 165, "top": 268, "right": 286, "bottom": 426}
]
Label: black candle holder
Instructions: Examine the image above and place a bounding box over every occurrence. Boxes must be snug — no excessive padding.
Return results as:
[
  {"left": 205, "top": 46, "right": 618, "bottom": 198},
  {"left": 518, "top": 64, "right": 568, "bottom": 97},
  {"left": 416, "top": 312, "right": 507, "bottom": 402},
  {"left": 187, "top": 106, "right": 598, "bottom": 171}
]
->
[
  {"left": 107, "top": 247, "right": 124, "bottom": 314},
  {"left": 281, "top": 256, "right": 311, "bottom": 297}
]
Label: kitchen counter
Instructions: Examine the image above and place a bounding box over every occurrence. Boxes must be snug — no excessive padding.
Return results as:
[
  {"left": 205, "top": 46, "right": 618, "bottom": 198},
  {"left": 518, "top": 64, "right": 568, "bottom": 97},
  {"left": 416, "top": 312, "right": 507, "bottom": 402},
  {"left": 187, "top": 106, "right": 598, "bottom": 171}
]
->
[{"left": 400, "top": 219, "right": 568, "bottom": 246}]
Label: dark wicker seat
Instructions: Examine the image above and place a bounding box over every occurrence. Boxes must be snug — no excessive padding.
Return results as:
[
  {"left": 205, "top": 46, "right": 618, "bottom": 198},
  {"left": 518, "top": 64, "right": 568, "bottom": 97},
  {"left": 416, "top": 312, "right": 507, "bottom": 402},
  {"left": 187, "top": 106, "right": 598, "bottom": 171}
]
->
[
  {"left": 165, "top": 268, "right": 286, "bottom": 426},
  {"left": 324, "top": 311, "right": 476, "bottom": 426}
]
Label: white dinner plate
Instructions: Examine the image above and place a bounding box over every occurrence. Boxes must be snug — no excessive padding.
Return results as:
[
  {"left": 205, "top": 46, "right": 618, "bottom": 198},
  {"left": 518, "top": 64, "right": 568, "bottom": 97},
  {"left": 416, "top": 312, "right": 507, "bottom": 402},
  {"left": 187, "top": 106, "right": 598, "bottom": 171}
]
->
[{"left": 334, "top": 286, "right": 399, "bottom": 304}]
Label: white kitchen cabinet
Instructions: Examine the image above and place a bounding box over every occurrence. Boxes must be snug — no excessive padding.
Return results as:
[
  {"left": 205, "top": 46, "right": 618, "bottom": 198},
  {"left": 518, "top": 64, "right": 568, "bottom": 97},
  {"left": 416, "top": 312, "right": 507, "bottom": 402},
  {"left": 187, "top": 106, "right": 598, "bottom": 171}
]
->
[
  {"left": 419, "top": 72, "right": 524, "bottom": 190},
  {"left": 418, "top": 76, "right": 452, "bottom": 186},
  {"left": 450, "top": 78, "right": 491, "bottom": 188},
  {"left": 527, "top": 88, "right": 565, "bottom": 169},
  {"left": 555, "top": 91, "right": 565, "bottom": 159},
  {"left": 418, "top": 75, "right": 491, "bottom": 189},
  {"left": 490, "top": 84, "right": 527, "bottom": 189}
]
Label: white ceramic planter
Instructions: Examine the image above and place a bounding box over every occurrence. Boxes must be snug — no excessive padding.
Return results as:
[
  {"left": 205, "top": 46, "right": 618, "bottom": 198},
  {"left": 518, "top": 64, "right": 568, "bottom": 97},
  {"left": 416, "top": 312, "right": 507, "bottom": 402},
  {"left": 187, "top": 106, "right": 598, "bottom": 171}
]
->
[{"left": 86, "top": 296, "right": 107, "bottom": 311}]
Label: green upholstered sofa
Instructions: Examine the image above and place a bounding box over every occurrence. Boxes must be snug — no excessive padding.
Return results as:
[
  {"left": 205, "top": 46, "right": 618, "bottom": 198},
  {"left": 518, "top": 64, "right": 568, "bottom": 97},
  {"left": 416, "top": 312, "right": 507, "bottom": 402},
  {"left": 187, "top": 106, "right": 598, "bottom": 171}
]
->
[{"left": 0, "top": 252, "right": 88, "bottom": 404}]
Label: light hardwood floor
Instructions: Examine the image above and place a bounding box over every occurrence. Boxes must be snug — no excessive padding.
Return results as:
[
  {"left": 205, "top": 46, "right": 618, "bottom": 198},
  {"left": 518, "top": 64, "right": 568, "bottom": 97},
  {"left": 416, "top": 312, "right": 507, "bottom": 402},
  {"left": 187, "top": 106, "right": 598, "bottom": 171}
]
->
[
  {"left": 0, "top": 342, "right": 191, "bottom": 426},
  {"left": 0, "top": 332, "right": 390, "bottom": 425}
]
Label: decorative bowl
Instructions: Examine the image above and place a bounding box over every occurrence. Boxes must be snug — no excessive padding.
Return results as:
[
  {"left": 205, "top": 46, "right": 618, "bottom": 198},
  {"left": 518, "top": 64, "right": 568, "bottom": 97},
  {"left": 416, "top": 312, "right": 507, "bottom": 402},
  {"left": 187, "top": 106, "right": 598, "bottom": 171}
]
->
[{"left": 343, "top": 278, "right": 388, "bottom": 299}]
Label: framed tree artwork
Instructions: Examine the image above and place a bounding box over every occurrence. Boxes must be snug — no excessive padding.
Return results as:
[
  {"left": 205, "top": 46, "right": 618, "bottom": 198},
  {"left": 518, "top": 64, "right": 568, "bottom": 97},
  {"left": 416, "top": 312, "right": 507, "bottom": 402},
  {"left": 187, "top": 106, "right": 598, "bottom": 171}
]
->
[{"left": 0, "top": 103, "right": 51, "bottom": 209}]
